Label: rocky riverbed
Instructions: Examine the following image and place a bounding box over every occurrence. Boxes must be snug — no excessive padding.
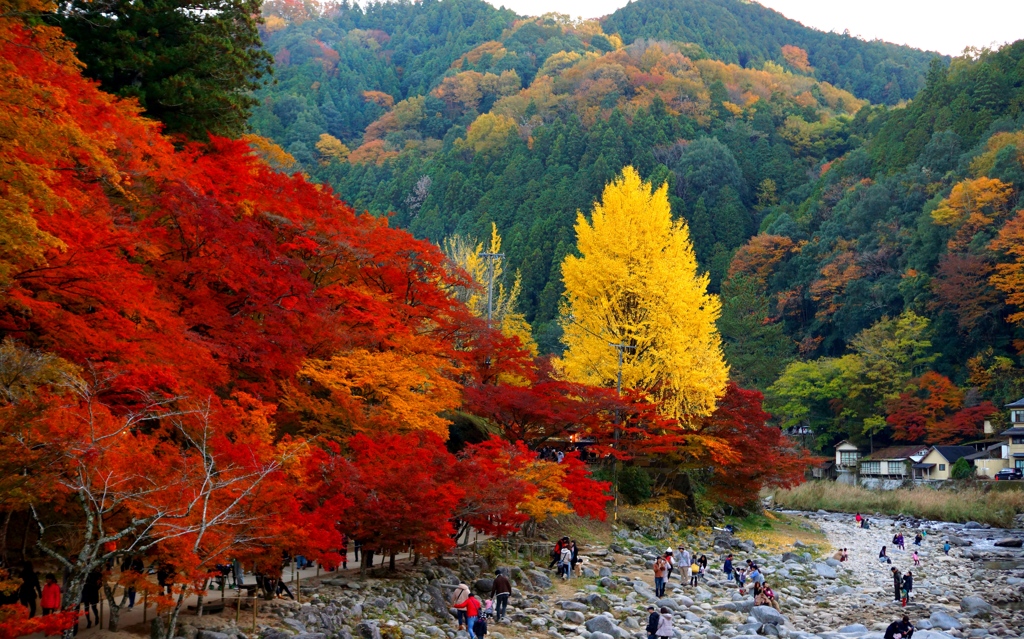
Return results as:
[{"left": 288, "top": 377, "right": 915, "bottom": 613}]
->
[{"left": 166, "top": 511, "right": 1024, "bottom": 639}]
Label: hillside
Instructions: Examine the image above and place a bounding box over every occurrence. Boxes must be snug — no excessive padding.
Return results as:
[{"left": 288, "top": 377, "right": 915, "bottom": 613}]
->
[{"left": 603, "top": 0, "right": 945, "bottom": 105}]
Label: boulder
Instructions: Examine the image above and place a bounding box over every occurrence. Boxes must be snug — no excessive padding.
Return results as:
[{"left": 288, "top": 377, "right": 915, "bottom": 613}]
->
[
  {"left": 814, "top": 563, "right": 837, "bottom": 579},
  {"left": 781, "top": 552, "right": 800, "bottom": 563},
  {"left": 282, "top": 619, "right": 307, "bottom": 634},
  {"left": 560, "top": 601, "right": 588, "bottom": 612},
  {"left": 993, "top": 538, "right": 1023, "bottom": 548},
  {"left": 945, "top": 536, "right": 971, "bottom": 547},
  {"left": 564, "top": 611, "right": 585, "bottom": 624},
  {"left": 586, "top": 594, "right": 611, "bottom": 612},
  {"left": 589, "top": 633, "right": 614, "bottom": 639},
  {"left": 959, "top": 596, "right": 992, "bottom": 613},
  {"left": 196, "top": 632, "right": 231, "bottom": 639},
  {"left": 356, "top": 622, "right": 381, "bottom": 639},
  {"left": 751, "top": 605, "right": 785, "bottom": 626},
  {"left": 473, "top": 579, "right": 494, "bottom": 594},
  {"left": 654, "top": 598, "right": 679, "bottom": 611},
  {"left": 928, "top": 611, "right": 962, "bottom": 630},
  {"left": 913, "top": 632, "right": 956, "bottom": 639},
  {"left": 825, "top": 558, "right": 841, "bottom": 568},
  {"left": 963, "top": 521, "right": 983, "bottom": 529},
  {"left": 838, "top": 624, "right": 869, "bottom": 634},
  {"left": 584, "top": 615, "right": 619, "bottom": 635},
  {"left": 526, "top": 570, "right": 552, "bottom": 589},
  {"left": 599, "top": 567, "right": 613, "bottom": 578}
]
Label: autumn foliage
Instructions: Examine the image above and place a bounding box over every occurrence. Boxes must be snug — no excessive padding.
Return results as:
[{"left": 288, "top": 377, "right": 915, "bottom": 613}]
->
[{"left": 0, "top": 7, "right": 814, "bottom": 637}]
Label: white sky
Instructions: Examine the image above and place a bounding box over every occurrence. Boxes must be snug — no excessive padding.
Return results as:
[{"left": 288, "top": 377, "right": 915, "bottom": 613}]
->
[{"left": 485, "top": 0, "right": 1024, "bottom": 56}]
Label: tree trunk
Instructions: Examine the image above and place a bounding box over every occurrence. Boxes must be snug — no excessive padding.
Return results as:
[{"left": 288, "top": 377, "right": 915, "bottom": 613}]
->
[
  {"left": 103, "top": 583, "right": 129, "bottom": 632},
  {"left": 0, "top": 508, "right": 11, "bottom": 564},
  {"left": 389, "top": 552, "right": 396, "bottom": 571},
  {"left": 164, "top": 586, "right": 189, "bottom": 639}
]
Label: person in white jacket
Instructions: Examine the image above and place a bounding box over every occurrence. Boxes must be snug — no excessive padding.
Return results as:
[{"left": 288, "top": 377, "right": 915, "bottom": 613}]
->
[
  {"left": 655, "top": 607, "right": 674, "bottom": 637},
  {"left": 559, "top": 544, "right": 573, "bottom": 579}
]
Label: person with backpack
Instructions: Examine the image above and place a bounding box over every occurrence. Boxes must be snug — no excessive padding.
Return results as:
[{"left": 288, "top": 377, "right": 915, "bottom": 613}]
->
[
  {"left": 453, "top": 592, "right": 482, "bottom": 637},
  {"left": 559, "top": 543, "right": 573, "bottom": 579},
  {"left": 663, "top": 549, "right": 674, "bottom": 581},
  {"left": 689, "top": 561, "right": 699, "bottom": 586},
  {"left": 452, "top": 583, "right": 471, "bottom": 630},
  {"left": 490, "top": 570, "right": 512, "bottom": 623},
  {"left": 81, "top": 569, "right": 102, "bottom": 629},
  {"left": 472, "top": 613, "right": 487, "bottom": 639},
  {"left": 549, "top": 537, "right": 569, "bottom": 569}
]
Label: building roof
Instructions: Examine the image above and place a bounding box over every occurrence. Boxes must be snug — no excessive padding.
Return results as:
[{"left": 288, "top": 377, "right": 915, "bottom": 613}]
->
[
  {"left": 912, "top": 463, "right": 936, "bottom": 470},
  {"left": 965, "top": 442, "right": 1004, "bottom": 461},
  {"left": 1005, "top": 396, "right": 1024, "bottom": 409},
  {"left": 1000, "top": 426, "right": 1024, "bottom": 437},
  {"left": 861, "top": 446, "right": 929, "bottom": 461},
  {"left": 930, "top": 446, "right": 977, "bottom": 465},
  {"left": 834, "top": 440, "right": 859, "bottom": 450}
]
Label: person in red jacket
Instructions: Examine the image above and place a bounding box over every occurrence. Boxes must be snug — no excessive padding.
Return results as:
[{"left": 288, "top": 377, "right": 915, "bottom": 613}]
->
[
  {"left": 41, "top": 573, "right": 62, "bottom": 615},
  {"left": 453, "top": 592, "right": 482, "bottom": 635}
]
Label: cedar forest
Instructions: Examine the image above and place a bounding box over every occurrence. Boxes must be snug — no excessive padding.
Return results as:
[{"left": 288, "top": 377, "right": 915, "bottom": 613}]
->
[{"left": 0, "top": 0, "right": 1021, "bottom": 636}]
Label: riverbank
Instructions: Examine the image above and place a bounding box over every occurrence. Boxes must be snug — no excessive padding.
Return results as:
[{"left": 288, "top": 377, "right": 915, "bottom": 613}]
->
[{"left": 769, "top": 481, "right": 1024, "bottom": 527}]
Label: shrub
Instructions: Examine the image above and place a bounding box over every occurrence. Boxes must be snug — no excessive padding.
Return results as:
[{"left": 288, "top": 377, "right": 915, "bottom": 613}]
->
[{"left": 620, "top": 466, "right": 653, "bottom": 504}]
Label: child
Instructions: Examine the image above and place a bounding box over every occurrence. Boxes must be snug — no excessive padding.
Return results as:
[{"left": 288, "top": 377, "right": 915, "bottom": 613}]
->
[
  {"left": 912, "top": 551, "right": 920, "bottom": 566},
  {"left": 734, "top": 567, "right": 747, "bottom": 594},
  {"left": 41, "top": 574, "right": 62, "bottom": 615},
  {"left": 472, "top": 615, "right": 488, "bottom": 639},
  {"left": 689, "top": 562, "right": 699, "bottom": 587},
  {"left": 481, "top": 599, "right": 494, "bottom": 619}
]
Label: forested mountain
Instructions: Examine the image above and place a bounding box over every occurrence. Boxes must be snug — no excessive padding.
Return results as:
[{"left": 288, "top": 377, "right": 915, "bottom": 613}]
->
[
  {"left": 249, "top": 0, "right": 1024, "bottom": 454},
  {"left": 603, "top": 0, "right": 944, "bottom": 105}
]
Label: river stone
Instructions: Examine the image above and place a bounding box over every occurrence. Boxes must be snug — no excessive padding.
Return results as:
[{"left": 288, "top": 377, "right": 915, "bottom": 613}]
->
[
  {"left": 655, "top": 598, "right": 679, "bottom": 611},
  {"left": 196, "top": 632, "right": 231, "bottom": 639},
  {"left": 963, "top": 521, "right": 983, "bottom": 529},
  {"left": 945, "top": 536, "right": 971, "bottom": 547},
  {"left": 814, "top": 563, "right": 838, "bottom": 579},
  {"left": 282, "top": 619, "right": 307, "bottom": 634},
  {"left": 356, "top": 622, "right": 381, "bottom": 639},
  {"left": 959, "top": 596, "right": 992, "bottom": 613},
  {"left": 599, "top": 577, "right": 613, "bottom": 588},
  {"left": 564, "top": 611, "right": 585, "bottom": 624},
  {"left": 838, "top": 624, "right": 869, "bottom": 634},
  {"left": 561, "top": 601, "right": 588, "bottom": 611},
  {"left": 474, "top": 578, "right": 493, "bottom": 594},
  {"left": 928, "top": 611, "right": 962, "bottom": 630},
  {"left": 599, "top": 567, "right": 613, "bottom": 577},
  {"left": 993, "top": 538, "right": 1023, "bottom": 547},
  {"left": 526, "top": 570, "right": 552, "bottom": 589},
  {"left": 589, "top": 633, "right": 614, "bottom": 639},
  {"left": 914, "top": 632, "right": 956, "bottom": 639},
  {"left": 584, "top": 615, "right": 619, "bottom": 635},
  {"left": 586, "top": 594, "right": 611, "bottom": 611},
  {"left": 751, "top": 605, "right": 784, "bottom": 626}
]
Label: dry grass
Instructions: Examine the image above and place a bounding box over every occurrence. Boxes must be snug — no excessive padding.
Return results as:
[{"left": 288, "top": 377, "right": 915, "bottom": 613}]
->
[
  {"left": 769, "top": 481, "right": 1024, "bottom": 527},
  {"left": 726, "top": 510, "right": 828, "bottom": 555}
]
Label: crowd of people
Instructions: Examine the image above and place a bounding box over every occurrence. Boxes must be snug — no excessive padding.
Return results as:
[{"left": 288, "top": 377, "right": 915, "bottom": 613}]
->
[{"left": 448, "top": 569, "right": 513, "bottom": 639}]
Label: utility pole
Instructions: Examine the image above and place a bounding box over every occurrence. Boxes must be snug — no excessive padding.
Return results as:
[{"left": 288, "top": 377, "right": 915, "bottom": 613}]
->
[
  {"left": 610, "top": 342, "right": 635, "bottom": 521},
  {"left": 479, "top": 251, "right": 504, "bottom": 326}
]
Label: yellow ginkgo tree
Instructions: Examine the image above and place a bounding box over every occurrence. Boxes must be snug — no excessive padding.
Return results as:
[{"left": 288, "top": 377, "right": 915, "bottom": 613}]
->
[
  {"left": 558, "top": 166, "right": 729, "bottom": 420},
  {"left": 444, "top": 222, "right": 537, "bottom": 355}
]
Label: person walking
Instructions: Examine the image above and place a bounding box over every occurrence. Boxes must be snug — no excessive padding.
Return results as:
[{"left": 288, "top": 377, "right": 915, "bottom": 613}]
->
[
  {"left": 453, "top": 592, "right": 482, "bottom": 637},
  {"left": 734, "top": 567, "right": 747, "bottom": 594},
  {"left": 645, "top": 606, "right": 660, "bottom": 639},
  {"left": 912, "top": 551, "right": 920, "bottom": 566},
  {"left": 18, "top": 561, "right": 42, "bottom": 618},
  {"left": 677, "top": 546, "right": 691, "bottom": 584},
  {"left": 121, "top": 556, "right": 144, "bottom": 609},
  {"left": 663, "top": 549, "right": 674, "bottom": 582},
  {"left": 549, "top": 537, "right": 569, "bottom": 569},
  {"left": 472, "top": 613, "right": 487, "bottom": 639},
  {"left": 697, "top": 555, "right": 707, "bottom": 581},
  {"left": 570, "top": 541, "right": 580, "bottom": 577},
  {"left": 41, "top": 574, "right": 61, "bottom": 616},
  {"left": 490, "top": 570, "right": 512, "bottom": 623},
  {"left": 654, "top": 607, "right": 674, "bottom": 638},
  {"left": 81, "top": 569, "right": 102, "bottom": 629},
  {"left": 901, "top": 571, "right": 913, "bottom": 606},
  {"left": 943, "top": 541, "right": 951, "bottom": 555},
  {"left": 559, "top": 543, "right": 573, "bottom": 579},
  {"left": 653, "top": 555, "right": 668, "bottom": 598},
  {"left": 689, "top": 562, "right": 699, "bottom": 586},
  {"left": 723, "top": 554, "right": 734, "bottom": 581},
  {"left": 452, "top": 582, "right": 471, "bottom": 630},
  {"left": 891, "top": 567, "right": 902, "bottom": 602}
]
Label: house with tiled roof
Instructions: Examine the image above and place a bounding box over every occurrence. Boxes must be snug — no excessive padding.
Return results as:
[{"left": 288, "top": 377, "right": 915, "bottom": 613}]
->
[
  {"left": 914, "top": 446, "right": 977, "bottom": 480},
  {"left": 970, "top": 397, "right": 1024, "bottom": 477},
  {"left": 858, "top": 445, "right": 930, "bottom": 481}
]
